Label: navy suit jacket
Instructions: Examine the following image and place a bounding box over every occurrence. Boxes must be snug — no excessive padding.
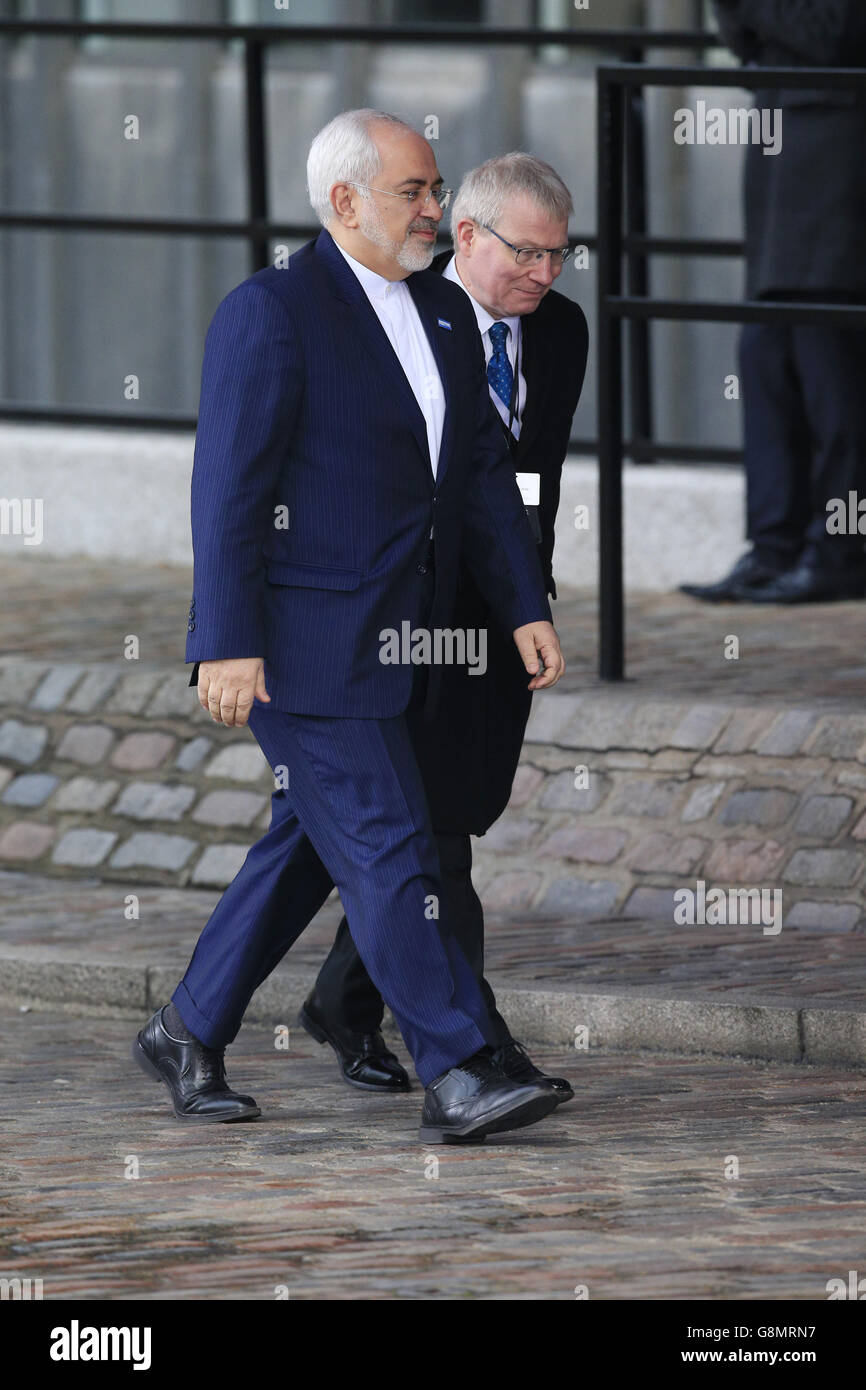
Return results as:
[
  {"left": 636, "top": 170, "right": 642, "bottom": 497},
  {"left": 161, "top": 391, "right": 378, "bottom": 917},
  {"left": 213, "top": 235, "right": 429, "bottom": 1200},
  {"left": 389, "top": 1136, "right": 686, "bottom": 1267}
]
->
[{"left": 185, "top": 229, "right": 551, "bottom": 718}]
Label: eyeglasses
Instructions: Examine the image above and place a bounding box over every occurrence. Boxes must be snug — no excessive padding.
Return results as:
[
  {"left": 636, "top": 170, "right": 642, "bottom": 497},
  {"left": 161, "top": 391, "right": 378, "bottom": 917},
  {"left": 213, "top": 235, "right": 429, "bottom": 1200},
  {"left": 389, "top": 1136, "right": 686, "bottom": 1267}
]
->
[
  {"left": 351, "top": 183, "right": 453, "bottom": 211},
  {"left": 482, "top": 224, "right": 573, "bottom": 267}
]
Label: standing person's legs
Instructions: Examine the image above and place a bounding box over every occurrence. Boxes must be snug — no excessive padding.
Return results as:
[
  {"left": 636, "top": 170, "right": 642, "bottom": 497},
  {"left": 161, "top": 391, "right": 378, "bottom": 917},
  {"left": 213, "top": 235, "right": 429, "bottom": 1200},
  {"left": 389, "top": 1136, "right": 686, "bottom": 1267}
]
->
[
  {"left": 740, "top": 317, "right": 812, "bottom": 570},
  {"left": 176, "top": 703, "right": 496, "bottom": 1085},
  {"left": 792, "top": 315, "right": 866, "bottom": 570}
]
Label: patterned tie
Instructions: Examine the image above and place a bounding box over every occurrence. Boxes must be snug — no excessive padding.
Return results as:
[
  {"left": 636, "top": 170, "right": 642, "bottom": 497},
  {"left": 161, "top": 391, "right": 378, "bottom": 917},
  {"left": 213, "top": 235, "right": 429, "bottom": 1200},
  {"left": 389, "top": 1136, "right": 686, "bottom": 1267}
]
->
[{"left": 487, "top": 320, "right": 514, "bottom": 410}]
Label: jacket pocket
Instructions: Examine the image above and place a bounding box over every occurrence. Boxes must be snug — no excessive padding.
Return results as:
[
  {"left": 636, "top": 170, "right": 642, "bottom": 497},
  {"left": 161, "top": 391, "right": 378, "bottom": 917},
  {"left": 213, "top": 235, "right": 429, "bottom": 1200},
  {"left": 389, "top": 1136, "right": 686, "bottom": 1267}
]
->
[{"left": 265, "top": 560, "right": 362, "bottom": 590}]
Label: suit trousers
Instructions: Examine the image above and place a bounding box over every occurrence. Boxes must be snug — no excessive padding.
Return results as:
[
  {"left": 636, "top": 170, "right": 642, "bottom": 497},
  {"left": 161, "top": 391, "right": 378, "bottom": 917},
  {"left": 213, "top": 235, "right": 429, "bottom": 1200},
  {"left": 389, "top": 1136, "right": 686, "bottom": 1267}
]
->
[
  {"left": 313, "top": 829, "right": 512, "bottom": 1048},
  {"left": 173, "top": 572, "right": 498, "bottom": 1086},
  {"left": 741, "top": 299, "right": 866, "bottom": 570}
]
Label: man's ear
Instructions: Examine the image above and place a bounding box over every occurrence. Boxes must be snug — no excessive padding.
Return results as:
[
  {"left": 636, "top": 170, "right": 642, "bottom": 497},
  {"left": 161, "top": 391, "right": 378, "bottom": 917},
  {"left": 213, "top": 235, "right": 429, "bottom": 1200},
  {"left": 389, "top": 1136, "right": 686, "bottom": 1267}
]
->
[
  {"left": 455, "top": 218, "right": 477, "bottom": 257},
  {"left": 331, "top": 182, "right": 360, "bottom": 228}
]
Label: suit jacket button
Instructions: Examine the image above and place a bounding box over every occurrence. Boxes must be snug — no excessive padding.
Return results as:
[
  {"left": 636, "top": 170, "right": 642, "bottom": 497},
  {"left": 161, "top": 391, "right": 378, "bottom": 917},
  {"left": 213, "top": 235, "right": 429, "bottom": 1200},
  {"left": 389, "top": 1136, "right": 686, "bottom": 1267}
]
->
[
  {"left": 416, "top": 563, "right": 427, "bottom": 575},
  {"left": 188, "top": 621, "right": 196, "bottom": 632}
]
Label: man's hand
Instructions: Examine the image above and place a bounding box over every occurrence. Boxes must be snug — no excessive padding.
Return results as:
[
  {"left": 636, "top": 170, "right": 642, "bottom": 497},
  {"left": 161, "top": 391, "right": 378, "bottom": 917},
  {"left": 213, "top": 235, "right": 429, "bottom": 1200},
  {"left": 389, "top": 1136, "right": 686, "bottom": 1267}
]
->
[
  {"left": 197, "top": 657, "right": 270, "bottom": 726},
  {"left": 512, "top": 620, "right": 566, "bottom": 691}
]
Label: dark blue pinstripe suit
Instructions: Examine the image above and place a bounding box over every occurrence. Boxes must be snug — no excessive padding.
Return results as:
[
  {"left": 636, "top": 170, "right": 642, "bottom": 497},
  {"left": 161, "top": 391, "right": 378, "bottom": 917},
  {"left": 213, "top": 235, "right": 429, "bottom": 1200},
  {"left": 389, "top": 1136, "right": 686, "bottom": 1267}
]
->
[{"left": 176, "top": 230, "right": 552, "bottom": 1083}]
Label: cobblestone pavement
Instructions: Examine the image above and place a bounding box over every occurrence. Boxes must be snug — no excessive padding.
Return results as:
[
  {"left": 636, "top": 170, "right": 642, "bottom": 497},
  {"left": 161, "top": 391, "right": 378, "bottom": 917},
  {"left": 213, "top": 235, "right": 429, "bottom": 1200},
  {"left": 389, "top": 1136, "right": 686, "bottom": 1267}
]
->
[
  {"left": 1, "top": 1007, "right": 864, "bottom": 1300},
  {"left": 1, "top": 870, "right": 864, "bottom": 1010},
  {"left": 5, "top": 553, "right": 866, "bottom": 707}
]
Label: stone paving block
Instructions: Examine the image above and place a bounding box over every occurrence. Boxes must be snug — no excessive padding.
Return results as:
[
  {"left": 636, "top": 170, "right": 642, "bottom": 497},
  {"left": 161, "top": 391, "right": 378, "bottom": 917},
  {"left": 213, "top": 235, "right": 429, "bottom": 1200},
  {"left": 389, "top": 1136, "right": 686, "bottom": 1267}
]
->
[
  {"left": 536, "top": 877, "right": 621, "bottom": 918},
  {"left": 627, "top": 832, "right": 707, "bottom": 875},
  {"left": 204, "top": 743, "right": 270, "bottom": 782},
  {"left": 850, "top": 810, "right": 866, "bottom": 840},
  {"left": 479, "top": 869, "right": 543, "bottom": 912},
  {"left": 507, "top": 764, "right": 544, "bottom": 808},
  {"left": 538, "top": 826, "right": 628, "bottom": 864},
  {"left": 754, "top": 710, "right": 821, "bottom": 757},
  {"left": 681, "top": 780, "right": 726, "bottom": 823},
  {"left": 718, "top": 788, "right": 797, "bottom": 828},
  {"left": 621, "top": 702, "right": 688, "bottom": 753},
  {"left": 175, "top": 736, "right": 213, "bottom": 772},
  {"left": 670, "top": 704, "right": 731, "bottom": 750},
  {"left": 147, "top": 672, "right": 202, "bottom": 718},
  {"left": 110, "top": 832, "right": 197, "bottom": 871},
  {"left": 0, "top": 661, "right": 51, "bottom": 705},
  {"left": 712, "top": 707, "right": 775, "bottom": 754},
  {"left": 110, "top": 731, "right": 175, "bottom": 771},
  {"left": 537, "top": 768, "right": 608, "bottom": 813},
  {"left": 0, "top": 719, "right": 48, "bottom": 765},
  {"left": 53, "top": 776, "right": 120, "bottom": 812},
  {"left": 112, "top": 781, "right": 197, "bottom": 822},
  {"left": 622, "top": 886, "right": 678, "bottom": 920},
  {"left": 704, "top": 838, "right": 786, "bottom": 881},
  {"left": 604, "top": 751, "right": 651, "bottom": 770},
  {"left": 55, "top": 723, "right": 116, "bottom": 765},
  {"left": 192, "top": 790, "right": 268, "bottom": 828},
  {"left": 523, "top": 693, "right": 586, "bottom": 745},
  {"left": 31, "top": 665, "right": 86, "bottom": 711},
  {"left": 786, "top": 901, "right": 862, "bottom": 932},
  {"left": 103, "top": 671, "right": 162, "bottom": 715},
  {"left": 479, "top": 814, "right": 540, "bottom": 854},
  {"left": 52, "top": 828, "right": 118, "bottom": 867},
  {"left": 801, "top": 1009, "right": 866, "bottom": 1066},
  {"left": 783, "top": 848, "right": 861, "bottom": 888},
  {"left": 0, "top": 769, "right": 11, "bottom": 795},
  {"left": 1, "top": 773, "right": 60, "bottom": 808},
  {"left": 65, "top": 667, "right": 122, "bottom": 713},
  {"left": 190, "top": 843, "right": 251, "bottom": 887},
  {"left": 560, "top": 701, "right": 638, "bottom": 751},
  {"left": 0, "top": 821, "right": 56, "bottom": 860},
  {"left": 608, "top": 777, "right": 685, "bottom": 819},
  {"left": 793, "top": 795, "right": 854, "bottom": 840},
  {"left": 805, "top": 714, "right": 866, "bottom": 760}
]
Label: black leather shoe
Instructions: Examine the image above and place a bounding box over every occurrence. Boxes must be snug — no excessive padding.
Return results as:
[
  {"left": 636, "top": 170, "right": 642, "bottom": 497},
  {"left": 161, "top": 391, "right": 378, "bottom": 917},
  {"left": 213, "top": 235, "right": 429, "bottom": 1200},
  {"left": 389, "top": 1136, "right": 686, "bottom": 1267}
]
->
[
  {"left": 494, "top": 1039, "right": 574, "bottom": 1106},
  {"left": 298, "top": 995, "right": 411, "bottom": 1092},
  {"left": 679, "top": 551, "right": 789, "bottom": 603},
  {"left": 132, "top": 1006, "right": 261, "bottom": 1122},
  {"left": 419, "top": 1047, "right": 560, "bottom": 1144},
  {"left": 740, "top": 561, "right": 866, "bottom": 604}
]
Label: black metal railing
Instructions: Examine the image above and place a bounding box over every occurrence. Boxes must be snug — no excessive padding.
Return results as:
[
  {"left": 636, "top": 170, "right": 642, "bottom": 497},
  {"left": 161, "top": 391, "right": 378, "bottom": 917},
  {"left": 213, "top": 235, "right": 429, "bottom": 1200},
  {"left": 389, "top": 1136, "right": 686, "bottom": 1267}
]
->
[
  {"left": 0, "top": 17, "right": 721, "bottom": 441},
  {"left": 597, "top": 62, "right": 866, "bottom": 681}
]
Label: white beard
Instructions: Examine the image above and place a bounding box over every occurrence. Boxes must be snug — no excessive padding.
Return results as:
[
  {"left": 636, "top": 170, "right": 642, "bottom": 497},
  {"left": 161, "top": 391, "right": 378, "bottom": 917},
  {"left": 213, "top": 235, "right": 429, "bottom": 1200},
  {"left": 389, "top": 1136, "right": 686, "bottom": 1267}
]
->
[{"left": 357, "top": 196, "right": 436, "bottom": 272}]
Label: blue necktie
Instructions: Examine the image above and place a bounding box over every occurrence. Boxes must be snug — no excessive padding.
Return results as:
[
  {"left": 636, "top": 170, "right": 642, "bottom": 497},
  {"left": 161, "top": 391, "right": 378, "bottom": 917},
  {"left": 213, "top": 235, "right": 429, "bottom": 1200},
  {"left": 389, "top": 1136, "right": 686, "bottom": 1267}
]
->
[{"left": 487, "top": 320, "right": 514, "bottom": 411}]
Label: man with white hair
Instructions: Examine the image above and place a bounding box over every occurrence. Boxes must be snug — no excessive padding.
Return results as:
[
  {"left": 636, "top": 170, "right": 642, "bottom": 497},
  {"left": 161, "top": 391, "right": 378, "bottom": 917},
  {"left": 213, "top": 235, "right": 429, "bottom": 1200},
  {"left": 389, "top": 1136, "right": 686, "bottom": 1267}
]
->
[
  {"left": 132, "top": 110, "right": 570, "bottom": 1145},
  {"left": 308, "top": 153, "right": 588, "bottom": 1101}
]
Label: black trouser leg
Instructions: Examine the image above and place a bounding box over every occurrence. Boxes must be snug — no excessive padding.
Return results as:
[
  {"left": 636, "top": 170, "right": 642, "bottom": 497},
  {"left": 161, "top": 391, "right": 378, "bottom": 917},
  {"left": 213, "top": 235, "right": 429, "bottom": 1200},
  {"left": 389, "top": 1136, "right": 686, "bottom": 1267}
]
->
[
  {"left": 312, "top": 829, "right": 513, "bottom": 1048},
  {"left": 741, "top": 319, "right": 812, "bottom": 569}
]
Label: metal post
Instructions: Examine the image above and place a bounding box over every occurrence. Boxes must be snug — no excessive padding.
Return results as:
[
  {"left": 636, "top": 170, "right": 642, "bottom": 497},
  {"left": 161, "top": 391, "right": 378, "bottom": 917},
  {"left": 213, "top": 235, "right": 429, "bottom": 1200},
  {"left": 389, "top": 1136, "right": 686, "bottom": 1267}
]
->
[
  {"left": 244, "top": 39, "right": 269, "bottom": 273},
  {"left": 597, "top": 71, "right": 626, "bottom": 681},
  {"left": 625, "top": 51, "right": 653, "bottom": 461}
]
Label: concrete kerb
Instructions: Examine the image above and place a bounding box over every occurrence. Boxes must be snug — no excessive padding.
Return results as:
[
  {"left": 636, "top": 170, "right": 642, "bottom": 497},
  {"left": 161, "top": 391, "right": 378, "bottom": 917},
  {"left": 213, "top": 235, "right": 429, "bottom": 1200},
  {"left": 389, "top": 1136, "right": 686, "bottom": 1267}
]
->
[{"left": 3, "top": 947, "right": 865, "bottom": 1069}]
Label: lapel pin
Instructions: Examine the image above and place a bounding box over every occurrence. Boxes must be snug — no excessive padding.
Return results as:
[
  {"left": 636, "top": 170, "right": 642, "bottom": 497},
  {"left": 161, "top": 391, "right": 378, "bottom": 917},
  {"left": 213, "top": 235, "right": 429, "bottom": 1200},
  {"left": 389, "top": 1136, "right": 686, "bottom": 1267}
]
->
[{"left": 437, "top": 318, "right": 452, "bottom": 330}]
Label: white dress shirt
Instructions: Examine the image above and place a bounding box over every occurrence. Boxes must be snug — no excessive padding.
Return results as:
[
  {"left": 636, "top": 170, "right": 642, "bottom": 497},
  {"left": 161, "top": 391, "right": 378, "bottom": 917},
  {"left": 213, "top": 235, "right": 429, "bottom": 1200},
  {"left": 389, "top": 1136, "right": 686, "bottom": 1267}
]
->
[
  {"left": 442, "top": 253, "right": 525, "bottom": 439},
  {"left": 335, "top": 242, "right": 444, "bottom": 477}
]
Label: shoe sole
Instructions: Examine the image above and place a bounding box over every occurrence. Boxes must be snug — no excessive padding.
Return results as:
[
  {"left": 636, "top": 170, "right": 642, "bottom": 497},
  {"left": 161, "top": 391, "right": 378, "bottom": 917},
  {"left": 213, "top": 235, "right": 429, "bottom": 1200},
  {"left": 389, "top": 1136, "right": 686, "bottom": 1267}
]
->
[
  {"left": 419, "top": 1088, "right": 560, "bottom": 1145},
  {"left": 297, "top": 1006, "right": 411, "bottom": 1093},
  {"left": 131, "top": 1037, "right": 261, "bottom": 1123}
]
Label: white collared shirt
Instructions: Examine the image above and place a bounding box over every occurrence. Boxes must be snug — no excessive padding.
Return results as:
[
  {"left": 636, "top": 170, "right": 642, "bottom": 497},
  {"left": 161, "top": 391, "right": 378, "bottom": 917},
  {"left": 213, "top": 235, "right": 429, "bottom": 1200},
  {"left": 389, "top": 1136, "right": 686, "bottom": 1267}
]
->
[
  {"left": 442, "top": 253, "right": 525, "bottom": 439},
  {"left": 335, "top": 241, "right": 444, "bottom": 477}
]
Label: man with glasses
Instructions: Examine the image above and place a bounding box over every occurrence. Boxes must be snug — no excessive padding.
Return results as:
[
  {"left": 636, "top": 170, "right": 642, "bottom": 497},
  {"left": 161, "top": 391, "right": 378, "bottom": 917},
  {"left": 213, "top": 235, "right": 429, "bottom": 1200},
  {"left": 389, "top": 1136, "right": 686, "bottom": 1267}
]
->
[
  {"left": 133, "top": 112, "right": 570, "bottom": 1145},
  {"left": 308, "top": 153, "right": 589, "bottom": 1101}
]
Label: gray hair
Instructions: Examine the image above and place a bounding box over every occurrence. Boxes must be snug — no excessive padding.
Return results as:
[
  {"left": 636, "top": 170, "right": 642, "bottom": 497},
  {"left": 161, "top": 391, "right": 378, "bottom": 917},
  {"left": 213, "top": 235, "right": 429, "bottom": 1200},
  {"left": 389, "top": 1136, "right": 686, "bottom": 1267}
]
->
[
  {"left": 306, "top": 108, "right": 419, "bottom": 227},
  {"left": 450, "top": 152, "right": 573, "bottom": 249}
]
